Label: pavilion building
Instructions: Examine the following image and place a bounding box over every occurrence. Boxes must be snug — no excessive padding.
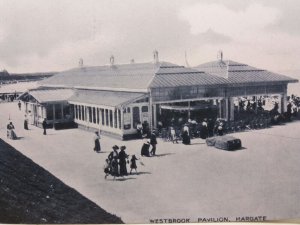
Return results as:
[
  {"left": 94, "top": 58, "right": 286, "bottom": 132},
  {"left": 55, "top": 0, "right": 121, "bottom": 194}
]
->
[{"left": 20, "top": 53, "right": 298, "bottom": 139}]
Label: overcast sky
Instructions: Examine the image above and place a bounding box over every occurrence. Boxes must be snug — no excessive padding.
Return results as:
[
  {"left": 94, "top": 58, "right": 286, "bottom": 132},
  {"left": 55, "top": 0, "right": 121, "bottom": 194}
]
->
[{"left": 0, "top": 0, "right": 300, "bottom": 77}]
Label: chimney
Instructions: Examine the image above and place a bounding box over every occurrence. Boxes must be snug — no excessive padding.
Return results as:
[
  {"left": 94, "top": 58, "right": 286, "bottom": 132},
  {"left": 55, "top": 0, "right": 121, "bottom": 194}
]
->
[
  {"left": 217, "top": 50, "right": 223, "bottom": 62},
  {"left": 78, "top": 58, "right": 83, "bottom": 67},
  {"left": 110, "top": 55, "right": 115, "bottom": 66},
  {"left": 153, "top": 50, "right": 159, "bottom": 64}
]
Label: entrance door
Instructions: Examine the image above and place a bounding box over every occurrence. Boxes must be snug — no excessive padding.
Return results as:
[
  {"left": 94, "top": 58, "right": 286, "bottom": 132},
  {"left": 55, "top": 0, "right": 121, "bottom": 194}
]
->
[{"left": 132, "top": 107, "right": 140, "bottom": 129}]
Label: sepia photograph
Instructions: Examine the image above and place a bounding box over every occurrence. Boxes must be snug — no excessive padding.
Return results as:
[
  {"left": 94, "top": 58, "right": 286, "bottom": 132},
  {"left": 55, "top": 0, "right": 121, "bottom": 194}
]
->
[{"left": 0, "top": 0, "right": 300, "bottom": 224}]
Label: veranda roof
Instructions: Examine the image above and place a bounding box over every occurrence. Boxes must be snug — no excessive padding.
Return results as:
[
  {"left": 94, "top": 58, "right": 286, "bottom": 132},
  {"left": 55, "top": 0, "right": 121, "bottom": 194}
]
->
[
  {"left": 23, "top": 89, "right": 74, "bottom": 103},
  {"left": 68, "top": 89, "right": 147, "bottom": 108}
]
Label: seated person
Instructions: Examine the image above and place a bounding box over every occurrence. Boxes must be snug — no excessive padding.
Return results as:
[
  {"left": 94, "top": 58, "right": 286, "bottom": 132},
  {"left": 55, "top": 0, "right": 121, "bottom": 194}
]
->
[{"left": 141, "top": 140, "right": 151, "bottom": 157}]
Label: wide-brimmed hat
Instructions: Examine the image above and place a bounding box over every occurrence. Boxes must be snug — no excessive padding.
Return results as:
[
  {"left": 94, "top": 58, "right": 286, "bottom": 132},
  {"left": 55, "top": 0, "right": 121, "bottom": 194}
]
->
[
  {"left": 112, "top": 145, "right": 119, "bottom": 150},
  {"left": 120, "top": 145, "right": 126, "bottom": 150}
]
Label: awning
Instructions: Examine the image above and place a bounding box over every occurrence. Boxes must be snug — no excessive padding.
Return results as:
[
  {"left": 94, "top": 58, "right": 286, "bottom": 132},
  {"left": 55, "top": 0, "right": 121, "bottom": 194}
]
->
[{"left": 160, "top": 104, "right": 217, "bottom": 111}]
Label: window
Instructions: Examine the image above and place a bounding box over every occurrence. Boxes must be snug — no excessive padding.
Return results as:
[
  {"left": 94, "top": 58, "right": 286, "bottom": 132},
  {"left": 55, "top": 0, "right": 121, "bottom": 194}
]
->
[
  {"left": 105, "top": 109, "right": 109, "bottom": 126},
  {"left": 114, "top": 109, "right": 118, "bottom": 128},
  {"left": 93, "top": 107, "right": 96, "bottom": 123},
  {"left": 101, "top": 109, "right": 104, "bottom": 125},
  {"left": 63, "top": 104, "right": 71, "bottom": 119},
  {"left": 142, "top": 106, "right": 148, "bottom": 112},
  {"left": 87, "top": 107, "right": 92, "bottom": 122},
  {"left": 97, "top": 108, "right": 100, "bottom": 124},
  {"left": 109, "top": 110, "right": 113, "bottom": 127},
  {"left": 123, "top": 107, "right": 131, "bottom": 130},
  {"left": 118, "top": 109, "right": 121, "bottom": 129},
  {"left": 82, "top": 106, "right": 85, "bottom": 121},
  {"left": 78, "top": 105, "right": 82, "bottom": 120}
]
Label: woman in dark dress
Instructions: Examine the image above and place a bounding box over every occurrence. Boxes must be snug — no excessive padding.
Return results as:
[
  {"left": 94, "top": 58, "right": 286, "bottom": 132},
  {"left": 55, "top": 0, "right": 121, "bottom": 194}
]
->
[
  {"left": 182, "top": 130, "right": 190, "bottom": 145},
  {"left": 111, "top": 158, "right": 119, "bottom": 180},
  {"left": 141, "top": 140, "right": 151, "bottom": 157},
  {"left": 118, "top": 146, "right": 129, "bottom": 176},
  {"left": 24, "top": 115, "right": 29, "bottom": 130},
  {"left": 93, "top": 131, "right": 101, "bottom": 153}
]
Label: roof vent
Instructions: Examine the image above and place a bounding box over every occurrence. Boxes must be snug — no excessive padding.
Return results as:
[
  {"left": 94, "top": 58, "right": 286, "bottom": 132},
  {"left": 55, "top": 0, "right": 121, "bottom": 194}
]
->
[
  {"left": 78, "top": 58, "right": 83, "bottom": 67},
  {"left": 153, "top": 50, "right": 159, "bottom": 64},
  {"left": 110, "top": 55, "right": 115, "bottom": 66},
  {"left": 130, "top": 59, "right": 135, "bottom": 64},
  {"left": 217, "top": 50, "right": 223, "bottom": 62}
]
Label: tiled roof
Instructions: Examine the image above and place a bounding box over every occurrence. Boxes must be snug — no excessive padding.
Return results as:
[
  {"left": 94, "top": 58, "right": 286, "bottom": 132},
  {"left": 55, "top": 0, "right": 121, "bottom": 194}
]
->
[
  {"left": 195, "top": 60, "right": 298, "bottom": 85},
  {"left": 150, "top": 68, "right": 228, "bottom": 88},
  {"left": 29, "top": 89, "right": 74, "bottom": 103},
  {"left": 69, "top": 89, "right": 147, "bottom": 107},
  {"left": 40, "top": 61, "right": 229, "bottom": 90},
  {"left": 40, "top": 62, "right": 161, "bottom": 91}
]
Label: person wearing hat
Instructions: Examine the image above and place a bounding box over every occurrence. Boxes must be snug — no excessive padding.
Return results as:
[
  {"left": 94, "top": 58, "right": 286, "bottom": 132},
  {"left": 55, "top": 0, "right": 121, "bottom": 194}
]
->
[
  {"left": 93, "top": 131, "right": 101, "bottom": 153},
  {"left": 108, "top": 145, "right": 119, "bottom": 160},
  {"left": 24, "top": 115, "right": 29, "bottom": 130},
  {"left": 118, "top": 145, "right": 129, "bottom": 176},
  {"left": 150, "top": 130, "right": 157, "bottom": 156},
  {"left": 7, "top": 121, "right": 17, "bottom": 140},
  {"left": 108, "top": 145, "right": 119, "bottom": 178}
]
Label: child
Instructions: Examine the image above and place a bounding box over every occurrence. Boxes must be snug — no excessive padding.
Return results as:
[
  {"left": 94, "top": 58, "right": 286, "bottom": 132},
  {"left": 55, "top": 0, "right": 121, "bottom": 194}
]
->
[
  {"left": 104, "top": 159, "right": 110, "bottom": 179},
  {"left": 130, "top": 155, "right": 139, "bottom": 175}
]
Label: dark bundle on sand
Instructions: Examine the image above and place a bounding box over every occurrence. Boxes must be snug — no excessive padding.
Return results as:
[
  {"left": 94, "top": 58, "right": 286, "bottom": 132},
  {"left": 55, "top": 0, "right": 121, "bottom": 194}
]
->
[{"left": 0, "top": 139, "right": 123, "bottom": 224}]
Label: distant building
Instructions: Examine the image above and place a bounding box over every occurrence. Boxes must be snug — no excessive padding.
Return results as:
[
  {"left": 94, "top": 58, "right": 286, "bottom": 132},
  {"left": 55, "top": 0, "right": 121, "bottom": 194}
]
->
[{"left": 19, "top": 53, "right": 298, "bottom": 139}]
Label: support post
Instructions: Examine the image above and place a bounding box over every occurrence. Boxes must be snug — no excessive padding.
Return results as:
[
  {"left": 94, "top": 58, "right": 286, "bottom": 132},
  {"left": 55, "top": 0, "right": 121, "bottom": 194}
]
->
[
  {"left": 188, "top": 101, "right": 191, "bottom": 119},
  {"left": 153, "top": 104, "right": 157, "bottom": 129},
  {"left": 230, "top": 97, "right": 235, "bottom": 121},
  {"left": 225, "top": 98, "right": 229, "bottom": 121},
  {"left": 281, "top": 85, "right": 288, "bottom": 113},
  {"left": 218, "top": 99, "right": 222, "bottom": 118},
  {"left": 149, "top": 91, "right": 153, "bottom": 132}
]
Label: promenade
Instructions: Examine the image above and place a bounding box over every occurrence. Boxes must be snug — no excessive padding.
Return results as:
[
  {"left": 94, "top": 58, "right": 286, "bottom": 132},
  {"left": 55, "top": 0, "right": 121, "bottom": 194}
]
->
[{"left": 1, "top": 102, "right": 300, "bottom": 223}]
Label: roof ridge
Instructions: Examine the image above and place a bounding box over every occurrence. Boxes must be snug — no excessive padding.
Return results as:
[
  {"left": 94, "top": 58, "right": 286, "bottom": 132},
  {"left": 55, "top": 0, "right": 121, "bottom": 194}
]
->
[{"left": 156, "top": 71, "right": 205, "bottom": 75}]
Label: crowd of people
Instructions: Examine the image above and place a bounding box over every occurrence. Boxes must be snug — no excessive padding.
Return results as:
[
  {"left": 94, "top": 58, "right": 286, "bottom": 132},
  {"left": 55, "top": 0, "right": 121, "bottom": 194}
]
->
[
  {"left": 155, "top": 95, "right": 300, "bottom": 145},
  {"left": 103, "top": 145, "right": 141, "bottom": 180}
]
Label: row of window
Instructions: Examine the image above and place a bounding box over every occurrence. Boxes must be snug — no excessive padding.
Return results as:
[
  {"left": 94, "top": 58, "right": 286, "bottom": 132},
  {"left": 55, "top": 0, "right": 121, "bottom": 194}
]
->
[
  {"left": 73, "top": 104, "right": 121, "bottom": 129},
  {"left": 151, "top": 87, "right": 225, "bottom": 102},
  {"left": 73, "top": 104, "right": 149, "bottom": 130}
]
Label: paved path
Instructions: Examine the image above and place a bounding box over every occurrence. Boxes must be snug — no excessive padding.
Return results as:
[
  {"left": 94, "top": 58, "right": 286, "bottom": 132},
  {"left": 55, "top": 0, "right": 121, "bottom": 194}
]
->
[{"left": 1, "top": 102, "right": 300, "bottom": 223}]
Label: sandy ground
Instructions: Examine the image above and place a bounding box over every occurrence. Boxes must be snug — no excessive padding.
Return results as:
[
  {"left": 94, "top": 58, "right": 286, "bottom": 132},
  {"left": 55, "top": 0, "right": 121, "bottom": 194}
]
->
[{"left": 1, "top": 102, "right": 300, "bottom": 223}]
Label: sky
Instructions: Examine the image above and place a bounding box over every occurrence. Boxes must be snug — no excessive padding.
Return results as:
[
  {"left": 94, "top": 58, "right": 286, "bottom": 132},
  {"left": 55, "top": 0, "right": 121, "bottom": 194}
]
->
[{"left": 1, "top": 0, "right": 300, "bottom": 79}]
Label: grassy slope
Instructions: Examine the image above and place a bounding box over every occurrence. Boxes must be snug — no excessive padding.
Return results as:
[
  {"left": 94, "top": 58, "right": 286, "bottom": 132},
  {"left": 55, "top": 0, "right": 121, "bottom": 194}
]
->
[{"left": 0, "top": 138, "right": 123, "bottom": 224}]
